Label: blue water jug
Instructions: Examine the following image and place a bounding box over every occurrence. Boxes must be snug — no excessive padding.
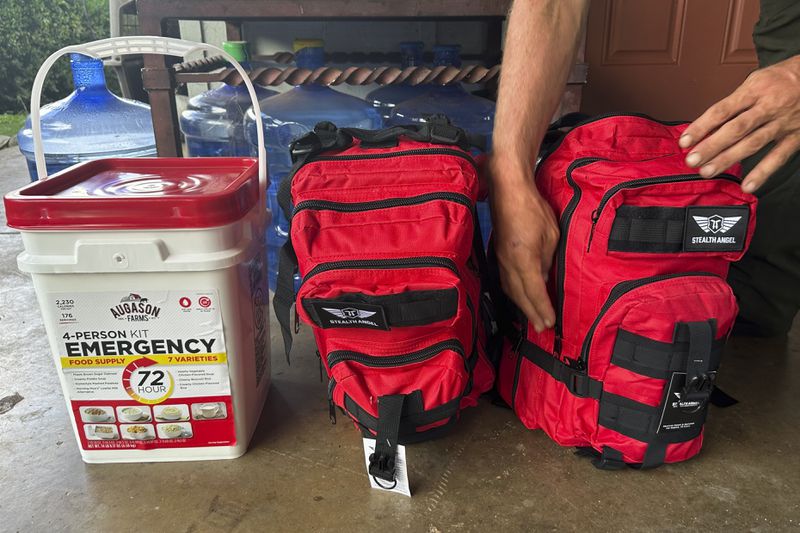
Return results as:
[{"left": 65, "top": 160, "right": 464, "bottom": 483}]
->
[
  {"left": 365, "top": 41, "right": 429, "bottom": 120},
  {"left": 180, "top": 41, "right": 277, "bottom": 157},
  {"left": 388, "top": 44, "right": 495, "bottom": 244},
  {"left": 18, "top": 54, "right": 157, "bottom": 181},
  {"left": 244, "top": 39, "right": 383, "bottom": 291}
]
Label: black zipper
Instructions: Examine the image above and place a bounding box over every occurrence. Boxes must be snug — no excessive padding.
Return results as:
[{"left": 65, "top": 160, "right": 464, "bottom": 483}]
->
[
  {"left": 293, "top": 192, "right": 472, "bottom": 215},
  {"left": 302, "top": 256, "right": 459, "bottom": 285},
  {"left": 553, "top": 157, "right": 606, "bottom": 355},
  {"left": 586, "top": 173, "right": 741, "bottom": 252},
  {"left": 578, "top": 272, "right": 720, "bottom": 369},
  {"left": 326, "top": 339, "right": 465, "bottom": 369}
]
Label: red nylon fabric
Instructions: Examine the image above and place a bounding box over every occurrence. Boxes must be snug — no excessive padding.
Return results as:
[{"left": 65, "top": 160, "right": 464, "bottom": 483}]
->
[
  {"left": 288, "top": 134, "right": 494, "bottom": 441},
  {"left": 498, "top": 115, "right": 758, "bottom": 466}
]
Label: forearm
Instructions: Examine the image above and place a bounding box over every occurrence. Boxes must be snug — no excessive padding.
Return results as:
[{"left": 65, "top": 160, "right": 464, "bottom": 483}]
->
[{"left": 492, "top": 0, "right": 589, "bottom": 184}]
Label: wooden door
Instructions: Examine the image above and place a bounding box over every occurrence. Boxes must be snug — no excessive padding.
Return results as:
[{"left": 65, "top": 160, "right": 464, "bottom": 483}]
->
[{"left": 581, "top": 0, "right": 761, "bottom": 120}]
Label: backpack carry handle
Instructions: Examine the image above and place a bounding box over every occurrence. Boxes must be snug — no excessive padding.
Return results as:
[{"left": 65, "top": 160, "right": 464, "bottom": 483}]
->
[
  {"left": 289, "top": 116, "right": 479, "bottom": 163},
  {"left": 28, "top": 36, "right": 267, "bottom": 224}
]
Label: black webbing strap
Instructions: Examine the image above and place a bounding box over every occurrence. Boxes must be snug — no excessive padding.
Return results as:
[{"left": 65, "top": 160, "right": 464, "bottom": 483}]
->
[
  {"left": 518, "top": 339, "right": 603, "bottom": 399},
  {"left": 608, "top": 206, "right": 687, "bottom": 253},
  {"left": 574, "top": 446, "right": 628, "bottom": 470},
  {"left": 368, "top": 395, "right": 406, "bottom": 484},
  {"left": 599, "top": 391, "right": 704, "bottom": 444},
  {"left": 611, "top": 325, "right": 724, "bottom": 380},
  {"left": 344, "top": 392, "right": 463, "bottom": 436},
  {"left": 273, "top": 241, "right": 298, "bottom": 362}
]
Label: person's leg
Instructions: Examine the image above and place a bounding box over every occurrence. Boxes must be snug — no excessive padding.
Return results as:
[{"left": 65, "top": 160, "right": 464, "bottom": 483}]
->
[{"left": 728, "top": 149, "right": 800, "bottom": 336}]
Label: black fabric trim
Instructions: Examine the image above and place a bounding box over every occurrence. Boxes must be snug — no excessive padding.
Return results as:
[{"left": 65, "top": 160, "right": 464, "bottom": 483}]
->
[
  {"left": 608, "top": 205, "right": 686, "bottom": 253},
  {"left": 343, "top": 391, "right": 462, "bottom": 444},
  {"left": 611, "top": 326, "right": 724, "bottom": 380},
  {"left": 518, "top": 339, "right": 602, "bottom": 399},
  {"left": 598, "top": 391, "right": 704, "bottom": 444},
  {"left": 575, "top": 446, "right": 629, "bottom": 470},
  {"left": 302, "top": 288, "right": 458, "bottom": 328},
  {"left": 709, "top": 387, "right": 738, "bottom": 407},
  {"left": 273, "top": 241, "right": 298, "bottom": 361}
]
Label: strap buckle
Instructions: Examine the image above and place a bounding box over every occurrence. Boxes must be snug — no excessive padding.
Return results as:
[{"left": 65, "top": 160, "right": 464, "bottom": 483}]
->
[
  {"left": 428, "top": 122, "right": 462, "bottom": 145},
  {"left": 368, "top": 451, "right": 396, "bottom": 482},
  {"left": 289, "top": 132, "right": 321, "bottom": 163},
  {"left": 681, "top": 372, "right": 716, "bottom": 405},
  {"left": 568, "top": 371, "right": 592, "bottom": 398}
]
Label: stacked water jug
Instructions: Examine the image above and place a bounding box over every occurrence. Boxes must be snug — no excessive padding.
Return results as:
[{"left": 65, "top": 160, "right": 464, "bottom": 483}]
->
[
  {"left": 17, "top": 53, "right": 157, "bottom": 181},
  {"left": 180, "top": 41, "right": 277, "bottom": 157}
]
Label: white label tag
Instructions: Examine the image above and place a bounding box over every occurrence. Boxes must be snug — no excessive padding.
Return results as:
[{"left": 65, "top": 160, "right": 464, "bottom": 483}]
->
[{"left": 362, "top": 438, "right": 411, "bottom": 497}]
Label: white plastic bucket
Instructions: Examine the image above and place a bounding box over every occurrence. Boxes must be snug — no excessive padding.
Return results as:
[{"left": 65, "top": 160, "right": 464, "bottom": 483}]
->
[{"left": 5, "top": 37, "right": 271, "bottom": 463}]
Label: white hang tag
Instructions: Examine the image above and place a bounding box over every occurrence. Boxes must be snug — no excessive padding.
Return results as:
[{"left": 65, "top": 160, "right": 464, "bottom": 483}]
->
[{"left": 362, "top": 438, "right": 411, "bottom": 497}]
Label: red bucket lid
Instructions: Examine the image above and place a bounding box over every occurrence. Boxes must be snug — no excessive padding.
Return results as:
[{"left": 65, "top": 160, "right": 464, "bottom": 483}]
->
[{"left": 4, "top": 157, "right": 260, "bottom": 230}]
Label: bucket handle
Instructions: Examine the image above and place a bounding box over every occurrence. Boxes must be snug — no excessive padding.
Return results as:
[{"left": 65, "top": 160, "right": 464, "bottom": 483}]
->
[{"left": 29, "top": 36, "right": 267, "bottom": 214}]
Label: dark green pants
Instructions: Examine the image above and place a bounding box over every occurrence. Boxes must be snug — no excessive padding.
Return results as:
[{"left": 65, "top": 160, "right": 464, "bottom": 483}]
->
[{"left": 728, "top": 149, "right": 800, "bottom": 336}]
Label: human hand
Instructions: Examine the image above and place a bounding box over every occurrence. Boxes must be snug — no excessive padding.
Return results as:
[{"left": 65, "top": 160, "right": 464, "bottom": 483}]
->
[
  {"left": 489, "top": 157, "right": 559, "bottom": 332},
  {"left": 679, "top": 55, "right": 800, "bottom": 193}
]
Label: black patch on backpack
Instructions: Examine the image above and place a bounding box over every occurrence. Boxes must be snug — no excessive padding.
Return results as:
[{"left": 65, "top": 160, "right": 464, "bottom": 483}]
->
[
  {"left": 311, "top": 301, "right": 390, "bottom": 330},
  {"left": 683, "top": 205, "right": 748, "bottom": 252}
]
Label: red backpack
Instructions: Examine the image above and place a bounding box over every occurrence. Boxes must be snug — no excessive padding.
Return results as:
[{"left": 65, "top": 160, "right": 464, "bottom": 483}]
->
[
  {"left": 273, "top": 120, "right": 495, "bottom": 483},
  {"left": 495, "top": 114, "right": 758, "bottom": 468}
]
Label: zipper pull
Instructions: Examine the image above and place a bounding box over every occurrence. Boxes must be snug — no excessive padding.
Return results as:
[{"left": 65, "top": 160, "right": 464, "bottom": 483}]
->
[
  {"left": 316, "top": 351, "right": 323, "bottom": 382},
  {"left": 587, "top": 209, "right": 600, "bottom": 252},
  {"left": 294, "top": 306, "right": 300, "bottom": 334}
]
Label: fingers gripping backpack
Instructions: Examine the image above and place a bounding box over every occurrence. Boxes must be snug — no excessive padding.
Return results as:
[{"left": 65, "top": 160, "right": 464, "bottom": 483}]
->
[
  {"left": 495, "top": 114, "right": 758, "bottom": 468},
  {"left": 273, "top": 120, "right": 495, "bottom": 483}
]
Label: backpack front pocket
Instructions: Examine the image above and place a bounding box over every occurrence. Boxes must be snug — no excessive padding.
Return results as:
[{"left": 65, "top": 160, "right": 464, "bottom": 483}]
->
[
  {"left": 581, "top": 273, "right": 737, "bottom": 466},
  {"left": 326, "top": 337, "right": 473, "bottom": 440}
]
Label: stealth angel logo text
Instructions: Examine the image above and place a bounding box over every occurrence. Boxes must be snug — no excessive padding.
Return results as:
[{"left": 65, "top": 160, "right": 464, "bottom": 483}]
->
[
  {"left": 692, "top": 214, "right": 742, "bottom": 234},
  {"left": 323, "top": 307, "right": 377, "bottom": 319}
]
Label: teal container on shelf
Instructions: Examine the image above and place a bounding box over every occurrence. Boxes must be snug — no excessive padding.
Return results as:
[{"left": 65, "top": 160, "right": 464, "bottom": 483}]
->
[
  {"left": 18, "top": 54, "right": 156, "bottom": 181},
  {"left": 244, "top": 39, "right": 383, "bottom": 291},
  {"left": 180, "top": 41, "right": 277, "bottom": 157}
]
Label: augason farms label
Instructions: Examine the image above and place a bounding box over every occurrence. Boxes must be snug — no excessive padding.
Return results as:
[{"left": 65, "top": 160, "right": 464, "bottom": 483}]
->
[{"left": 46, "top": 290, "right": 235, "bottom": 451}]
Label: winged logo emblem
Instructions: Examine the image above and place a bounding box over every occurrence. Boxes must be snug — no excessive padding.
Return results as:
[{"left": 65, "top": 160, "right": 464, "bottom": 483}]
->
[
  {"left": 692, "top": 215, "right": 741, "bottom": 235},
  {"left": 323, "top": 307, "right": 377, "bottom": 319}
]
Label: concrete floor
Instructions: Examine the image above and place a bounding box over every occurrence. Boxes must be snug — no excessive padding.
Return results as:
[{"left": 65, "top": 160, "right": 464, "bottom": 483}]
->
[{"left": 0, "top": 148, "right": 799, "bottom": 533}]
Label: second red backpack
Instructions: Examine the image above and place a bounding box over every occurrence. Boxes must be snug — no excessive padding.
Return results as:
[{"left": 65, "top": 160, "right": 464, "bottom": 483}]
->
[{"left": 495, "top": 114, "right": 758, "bottom": 468}]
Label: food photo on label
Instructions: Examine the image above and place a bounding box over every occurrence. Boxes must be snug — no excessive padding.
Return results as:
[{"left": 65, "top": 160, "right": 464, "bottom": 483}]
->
[
  {"left": 191, "top": 402, "right": 226, "bottom": 420},
  {"left": 157, "top": 422, "right": 193, "bottom": 439},
  {"left": 121, "top": 424, "right": 155, "bottom": 440},
  {"left": 85, "top": 424, "right": 119, "bottom": 440},
  {"left": 154, "top": 404, "right": 189, "bottom": 421},
  {"left": 80, "top": 406, "right": 115, "bottom": 423},
  {"left": 117, "top": 406, "right": 151, "bottom": 422}
]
